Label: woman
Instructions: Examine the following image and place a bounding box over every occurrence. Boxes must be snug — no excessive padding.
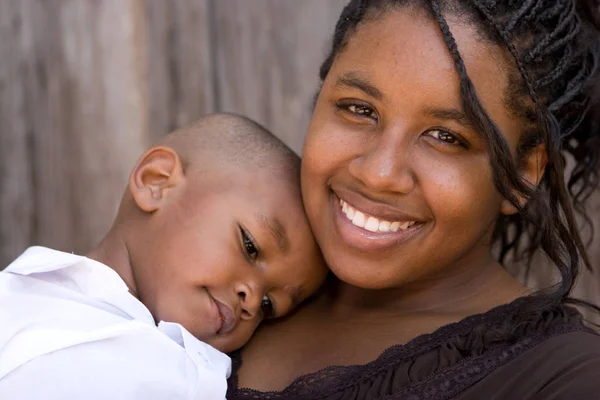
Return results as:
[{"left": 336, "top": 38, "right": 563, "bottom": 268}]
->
[{"left": 228, "top": 0, "right": 600, "bottom": 398}]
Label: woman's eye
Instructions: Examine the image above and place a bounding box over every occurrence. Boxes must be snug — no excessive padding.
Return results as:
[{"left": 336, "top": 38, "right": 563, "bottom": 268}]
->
[
  {"left": 427, "top": 129, "right": 462, "bottom": 146},
  {"left": 240, "top": 228, "right": 259, "bottom": 260},
  {"left": 337, "top": 102, "right": 379, "bottom": 121},
  {"left": 260, "top": 295, "right": 275, "bottom": 319},
  {"left": 348, "top": 104, "right": 375, "bottom": 117}
]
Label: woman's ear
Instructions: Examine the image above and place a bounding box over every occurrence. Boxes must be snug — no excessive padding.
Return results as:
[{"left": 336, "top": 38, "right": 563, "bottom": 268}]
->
[
  {"left": 129, "top": 146, "right": 185, "bottom": 213},
  {"left": 500, "top": 143, "right": 548, "bottom": 215}
]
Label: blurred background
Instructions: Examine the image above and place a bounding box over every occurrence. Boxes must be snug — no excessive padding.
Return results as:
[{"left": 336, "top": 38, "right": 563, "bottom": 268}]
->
[{"left": 1, "top": 1, "right": 598, "bottom": 312}]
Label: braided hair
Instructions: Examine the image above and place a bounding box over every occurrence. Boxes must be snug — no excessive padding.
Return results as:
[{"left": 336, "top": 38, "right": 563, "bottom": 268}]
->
[{"left": 319, "top": 0, "right": 600, "bottom": 311}]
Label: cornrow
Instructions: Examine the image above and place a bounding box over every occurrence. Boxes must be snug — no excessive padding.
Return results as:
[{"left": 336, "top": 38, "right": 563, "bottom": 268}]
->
[{"left": 319, "top": 0, "right": 600, "bottom": 312}]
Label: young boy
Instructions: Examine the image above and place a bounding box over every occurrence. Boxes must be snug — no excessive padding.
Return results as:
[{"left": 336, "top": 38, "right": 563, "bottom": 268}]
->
[{"left": 0, "top": 113, "right": 327, "bottom": 399}]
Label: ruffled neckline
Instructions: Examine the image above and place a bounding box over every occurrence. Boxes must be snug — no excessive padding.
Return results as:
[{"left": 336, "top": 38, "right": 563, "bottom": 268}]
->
[{"left": 228, "top": 296, "right": 589, "bottom": 400}]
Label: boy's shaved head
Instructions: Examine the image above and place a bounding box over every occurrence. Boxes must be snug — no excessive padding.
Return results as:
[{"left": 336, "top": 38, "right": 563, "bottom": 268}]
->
[{"left": 161, "top": 113, "right": 300, "bottom": 178}]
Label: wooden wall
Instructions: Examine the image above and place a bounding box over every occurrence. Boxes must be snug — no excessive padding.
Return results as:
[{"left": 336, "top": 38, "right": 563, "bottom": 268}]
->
[
  {"left": 0, "top": 0, "right": 598, "bottom": 311},
  {"left": 0, "top": 0, "right": 346, "bottom": 267}
]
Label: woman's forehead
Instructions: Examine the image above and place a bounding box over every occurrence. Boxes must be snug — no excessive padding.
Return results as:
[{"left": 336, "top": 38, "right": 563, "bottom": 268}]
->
[{"left": 336, "top": 7, "right": 507, "bottom": 89}]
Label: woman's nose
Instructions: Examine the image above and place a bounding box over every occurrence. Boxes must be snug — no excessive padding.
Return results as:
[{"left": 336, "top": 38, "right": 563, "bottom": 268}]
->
[{"left": 348, "top": 137, "right": 416, "bottom": 194}]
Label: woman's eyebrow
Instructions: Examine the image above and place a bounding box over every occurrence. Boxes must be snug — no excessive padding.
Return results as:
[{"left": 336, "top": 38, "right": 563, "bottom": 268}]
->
[
  {"left": 422, "top": 106, "right": 475, "bottom": 130},
  {"left": 334, "top": 71, "right": 383, "bottom": 100},
  {"left": 334, "top": 71, "right": 475, "bottom": 130}
]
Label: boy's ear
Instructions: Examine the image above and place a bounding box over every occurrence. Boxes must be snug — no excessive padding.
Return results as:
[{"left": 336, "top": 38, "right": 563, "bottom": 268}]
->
[
  {"left": 500, "top": 143, "right": 548, "bottom": 215},
  {"left": 129, "top": 146, "right": 185, "bottom": 213}
]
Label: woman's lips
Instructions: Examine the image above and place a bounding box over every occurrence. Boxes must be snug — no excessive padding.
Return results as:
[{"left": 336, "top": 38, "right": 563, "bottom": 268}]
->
[{"left": 330, "top": 191, "right": 425, "bottom": 252}]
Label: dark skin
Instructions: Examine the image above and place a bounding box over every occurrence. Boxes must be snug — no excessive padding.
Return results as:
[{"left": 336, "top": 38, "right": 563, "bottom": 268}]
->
[
  {"left": 87, "top": 116, "right": 327, "bottom": 353},
  {"left": 236, "top": 7, "right": 547, "bottom": 391}
]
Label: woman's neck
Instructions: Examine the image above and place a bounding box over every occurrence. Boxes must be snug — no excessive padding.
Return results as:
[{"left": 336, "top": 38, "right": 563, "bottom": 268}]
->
[{"left": 323, "top": 251, "right": 529, "bottom": 318}]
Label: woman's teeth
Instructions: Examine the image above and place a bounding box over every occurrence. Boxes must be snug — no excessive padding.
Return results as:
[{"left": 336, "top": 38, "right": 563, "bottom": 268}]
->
[{"left": 340, "top": 199, "right": 416, "bottom": 233}]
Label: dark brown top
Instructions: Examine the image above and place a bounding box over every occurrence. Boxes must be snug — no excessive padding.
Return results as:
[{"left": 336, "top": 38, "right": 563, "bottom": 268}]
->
[{"left": 227, "top": 298, "right": 600, "bottom": 400}]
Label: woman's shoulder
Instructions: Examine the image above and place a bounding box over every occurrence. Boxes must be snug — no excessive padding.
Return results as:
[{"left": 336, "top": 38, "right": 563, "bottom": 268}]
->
[
  {"left": 457, "top": 329, "right": 600, "bottom": 400},
  {"left": 538, "top": 328, "right": 600, "bottom": 355},
  {"left": 228, "top": 298, "right": 598, "bottom": 400}
]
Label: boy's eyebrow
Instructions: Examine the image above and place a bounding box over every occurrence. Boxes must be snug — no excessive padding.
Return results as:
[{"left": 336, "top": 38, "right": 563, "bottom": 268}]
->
[
  {"left": 258, "top": 215, "right": 289, "bottom": 253},
  {"left": 334, "top": 71, "right": 384, "bottom": 100},
  {"left": 286, "top": 285, "right": 302, "bottom": 306}
]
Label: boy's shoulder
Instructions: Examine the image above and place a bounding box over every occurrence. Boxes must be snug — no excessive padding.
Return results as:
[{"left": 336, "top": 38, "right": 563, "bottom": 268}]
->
[
  {"left": 3, "top": 246, "right": 125, "bottom": 291},
  {"left": 0, "top": 247, "right": 230, "bottom": 399},
  {"left": 0, "top": 247, "right": 151, "bottom": 377}
]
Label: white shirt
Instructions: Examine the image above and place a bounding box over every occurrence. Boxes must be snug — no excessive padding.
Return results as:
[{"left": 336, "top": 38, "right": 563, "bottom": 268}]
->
[{"left": 0, "top": 246, "right": 231, "bottom": 400}]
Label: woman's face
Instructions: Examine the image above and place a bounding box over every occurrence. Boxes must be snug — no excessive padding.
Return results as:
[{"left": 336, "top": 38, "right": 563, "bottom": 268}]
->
[{"left": 302, "top": 7, "right": 526, "bottom": 289}]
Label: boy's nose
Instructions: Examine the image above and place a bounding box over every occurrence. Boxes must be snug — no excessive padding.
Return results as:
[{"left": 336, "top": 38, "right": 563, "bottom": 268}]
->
[{"left": 234, "top": 280, "right": 263, "bottom": 320}]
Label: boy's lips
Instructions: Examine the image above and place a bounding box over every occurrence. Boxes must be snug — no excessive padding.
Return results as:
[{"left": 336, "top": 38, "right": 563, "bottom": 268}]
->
[{"left": 207, "top": 292, "right": 236, "bottom": 335}]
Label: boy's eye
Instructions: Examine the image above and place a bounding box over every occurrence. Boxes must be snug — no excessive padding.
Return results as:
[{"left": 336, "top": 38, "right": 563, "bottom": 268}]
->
[
  {"left": 260, "top": 295, "right": 275, "bottom": 319},
  {"left": 240, "top": 227, "right": 259, "bottom": 260}
]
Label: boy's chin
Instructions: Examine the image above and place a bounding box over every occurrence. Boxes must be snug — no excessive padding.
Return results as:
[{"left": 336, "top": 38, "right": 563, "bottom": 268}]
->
[{"left": 203, "top": 333, "right": 251, "bottom": 354}]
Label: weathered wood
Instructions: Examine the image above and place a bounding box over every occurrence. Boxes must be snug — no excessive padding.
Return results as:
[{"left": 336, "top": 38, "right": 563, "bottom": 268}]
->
[
  {"left": 144, "top": 0, "right": 214, "bottom": 142},
  {"left": 571, "top": 195, "right": 600, "bottom": 322},
  {"left": 0, "top": 0, "right": 35, "bottom": 267},
  {"left": 213, "top": 0, "right": 347, "bottom": 154},
  {"left": 0, "top": 0, "right": 149, "bottom": 267}
]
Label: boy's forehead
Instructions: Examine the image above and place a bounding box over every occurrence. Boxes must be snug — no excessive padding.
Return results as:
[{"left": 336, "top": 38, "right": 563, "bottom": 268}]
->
[
  {"left": 239, "top": 168, "right": 302, "bottom": 204},
  {"left": 257, "top": 214, "right": 290, "bottom": 253}
]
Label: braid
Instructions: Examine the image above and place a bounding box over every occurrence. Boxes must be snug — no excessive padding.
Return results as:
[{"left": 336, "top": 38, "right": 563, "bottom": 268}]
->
[
  {"left": 467, "top": 0, "right": 600, "bottom": 307},
  {"left": 428, "top": 0, "right": 532, "bottom": 209},
  {"left": 540, "top": 0, "right": 569, "bottom": 21},
  {"left": 505, "top": 0, "right": 536, "bottom": 33},
  {"left": 319, "top": 0, "right": 600, "bottom": 310},
  {"left": 522, "top": 0, "right": 545, "bottom": 24},
  {"left": 534, "top": 46, "right": 573, "bottom": 89},
  {"left": 526, "top": 4, "right": 578, "bottom": 62},
  {"left": 430, "top": 0, "right": 578, "bottom": 307}
]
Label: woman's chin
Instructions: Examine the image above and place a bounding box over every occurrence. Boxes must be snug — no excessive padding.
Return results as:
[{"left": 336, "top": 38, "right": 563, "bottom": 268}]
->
[{"left": 326, "top": 261, "right": 405, "bottom": 290}]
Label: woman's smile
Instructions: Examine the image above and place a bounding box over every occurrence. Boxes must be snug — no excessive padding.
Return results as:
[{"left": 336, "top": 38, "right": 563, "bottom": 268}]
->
[{"left": 330, "top": 189, "right": 428, "bottom": 253}]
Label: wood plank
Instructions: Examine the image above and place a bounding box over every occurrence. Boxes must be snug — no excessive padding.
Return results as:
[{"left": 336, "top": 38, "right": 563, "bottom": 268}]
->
[
  {"left": 144, "top": 0, "right": 214, "bottom": 142},
  {"left": 0, "top": 0, "right": 35, "bottom": 267},
  {"left": 0, "top": 0, "right": 149, "bottom": 267},
  {"left": 213, "top": 0, "right": 348, "bottom": 154}
]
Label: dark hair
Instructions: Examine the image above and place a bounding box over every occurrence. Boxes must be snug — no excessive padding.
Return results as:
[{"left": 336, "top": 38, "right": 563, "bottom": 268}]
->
[{"left": 319, "top": 0, "right": 600, "bottom": 311}]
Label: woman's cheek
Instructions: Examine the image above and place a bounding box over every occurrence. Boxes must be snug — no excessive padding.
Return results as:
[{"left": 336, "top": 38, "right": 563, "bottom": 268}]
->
[
  {"left": 305, "top": 120, "right": 361, "bottom": 174},
  {"left": 420, "top": 155, "right": 499, "bottom": 222}
]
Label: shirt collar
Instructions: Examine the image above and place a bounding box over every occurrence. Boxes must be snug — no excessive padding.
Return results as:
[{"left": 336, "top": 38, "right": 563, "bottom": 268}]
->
[{"left": 5, "top": 246, "right": 154, "bottom": 323}]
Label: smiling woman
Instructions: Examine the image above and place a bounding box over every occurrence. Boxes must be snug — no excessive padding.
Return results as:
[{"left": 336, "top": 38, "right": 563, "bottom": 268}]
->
[{"left": 227, "top": 1, "right": 600, "bottom": 399}]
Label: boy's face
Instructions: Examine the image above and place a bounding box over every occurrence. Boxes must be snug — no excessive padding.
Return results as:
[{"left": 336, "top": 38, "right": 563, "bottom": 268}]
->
[{"left": 131, "top": 167, "right": 327, "bottom": 353}]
